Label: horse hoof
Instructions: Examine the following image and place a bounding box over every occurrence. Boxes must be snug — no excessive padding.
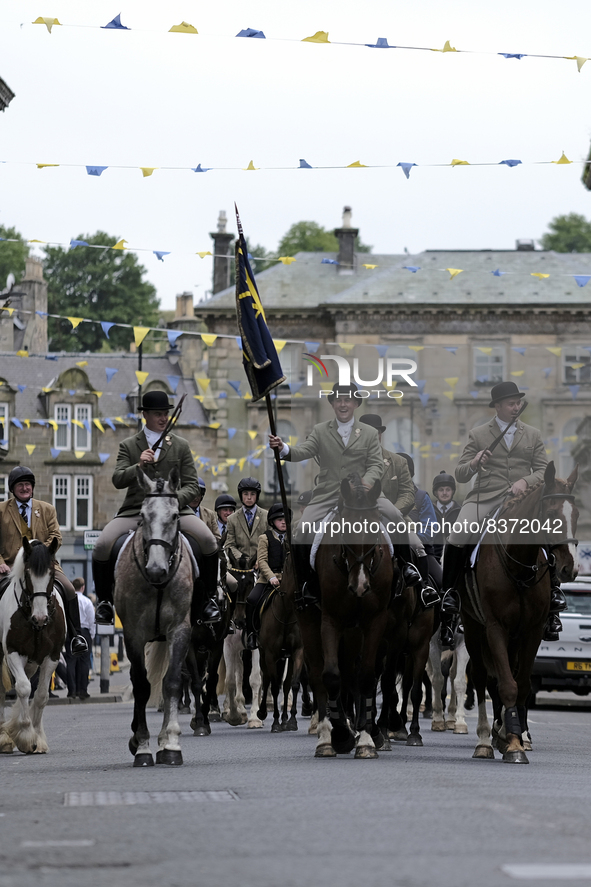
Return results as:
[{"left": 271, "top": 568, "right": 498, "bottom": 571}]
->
[
  {"left": 192, "top": 725, "right": 211, "bottom": 737},
  {"left": 445, "top": 721, "right": 456, "bottom": 731},
  {"left": 373, "top": 731, "right": 385, "bottom": 750},
  {"left": 422, "top": 707, "right": 433, "bottom": 719},
  {"left": 271, "top": 721, "right": 282, "bottom": 733},
  {"left": 431, "top": 721, "right": 446, "bottom": 732},
  {"left": 315, "top": 743, "right": 337, "bottom": 758},
  {"left": 331, "top": 727, "right": 356, "bottom": 755},
  {"left": 284, "top": 719, "right": 298, "bottom": 732},
  {"left": 133, "top": 753, "right": 154, "bottom": 768},
  {"left": 392, "top": 729, "right": 408, "bottom": 742},
  {"left": 472, "top": 745, "right": 495, "bottom": 759},
  {"left": 156, "top": 749, "right": 183, "bottom": 766},
  {"left": 225, "top": 715, "right": 246, "bottom": 727},
  {"left": 355, "top": 745, "right": 379, "bottom": 759},
  {"left": 453, "top": 724, "right": 469, "bottom": 735},
  {"left": 406, "top": 734, "right": 423, "bottom": 747},
  {"left": 247, "top": 719, "right": 263, "bottom": 729},
  {"left": 209, "top": 709, "right": 221, "bottom": 722},
  {"left": 128, "top": 737, "right": 139, "bottom": 757},
  {"left": 503, "top": 750, "right": 529, "bottom": 764}
]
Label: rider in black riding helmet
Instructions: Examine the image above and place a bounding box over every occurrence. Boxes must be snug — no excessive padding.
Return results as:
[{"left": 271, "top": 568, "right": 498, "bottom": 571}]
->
[
  {"left": 244, "top": 503, "right": 289, "bottom": 650},
  {"left": 0, "top": 466, "right": 88, "bottom": 656}
]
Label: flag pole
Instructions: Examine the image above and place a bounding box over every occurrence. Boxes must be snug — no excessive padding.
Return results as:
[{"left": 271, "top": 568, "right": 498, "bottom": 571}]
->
[{"left": 264, "top": 393, "right": 292, "bottom": 540}]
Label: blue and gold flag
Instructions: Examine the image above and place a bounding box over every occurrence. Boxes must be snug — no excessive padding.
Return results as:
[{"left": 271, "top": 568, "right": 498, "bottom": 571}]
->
[{"left": 235, "top": 207, "right": 286, "bottom": 401}]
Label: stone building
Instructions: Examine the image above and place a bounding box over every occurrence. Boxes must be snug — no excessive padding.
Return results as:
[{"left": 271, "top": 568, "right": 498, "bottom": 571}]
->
[{"left": 170, "top": 209, "right": 591, "bottom": 536}]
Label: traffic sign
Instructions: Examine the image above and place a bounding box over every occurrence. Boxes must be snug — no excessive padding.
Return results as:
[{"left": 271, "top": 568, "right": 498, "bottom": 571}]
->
[{"left": 83, "top": 530, "right": 101, "bottom": 551}]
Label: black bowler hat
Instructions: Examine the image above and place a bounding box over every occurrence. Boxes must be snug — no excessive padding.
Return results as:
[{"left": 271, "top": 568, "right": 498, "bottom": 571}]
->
[
  {"left": 488, "top": 381, "right": 526, "bottom": 408},
  {"left": 140, "top": 390, "right": 173, "bottom": 411},
  {"left": 327, "top": 382, "right": 361, "bottom": 406},
  {"left": 359, "top": 414, "right": 386, "bottom": 434}
]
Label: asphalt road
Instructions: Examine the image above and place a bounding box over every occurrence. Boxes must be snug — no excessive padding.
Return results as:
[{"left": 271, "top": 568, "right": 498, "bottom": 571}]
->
[{"left": 1, "top": 684, "right": 591, "bottom": 887}]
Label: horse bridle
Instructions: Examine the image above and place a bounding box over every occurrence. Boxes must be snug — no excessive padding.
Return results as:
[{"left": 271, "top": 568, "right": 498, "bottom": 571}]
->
[
  {"left": 16, "top": 564, "right": 56, "bottom": 630},
  {"left": 332, "top": 502, "right": 385, "bottom": 580},
  {"left": 133, "top": 487, "right": 183, "bottom": 589}
]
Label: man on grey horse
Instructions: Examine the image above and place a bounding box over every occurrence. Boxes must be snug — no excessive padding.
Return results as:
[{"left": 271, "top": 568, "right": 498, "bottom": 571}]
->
[
  {"left": 93, "top": 390, "right": 221, "bottom": 626},
  {"left": 440, "top": 380, "right": 568, "bottom": 643},
  {"left": 268, "top": 382, "right": 436, "bottom": 607}
]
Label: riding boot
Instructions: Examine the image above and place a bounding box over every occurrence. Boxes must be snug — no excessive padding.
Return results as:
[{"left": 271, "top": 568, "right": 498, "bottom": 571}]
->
[
  {"left": 92, "top": 557, "right": 116, "bottom": 625},
  {"left": 543, "top": 613, "right": 563, "bottom": 642},
  {"left": 293, "top": 544, "right": 318, "bottom": 610},
  {"left": 416, "top": 554, "right": 441, "bottom": 609},
  {"left": 245, "top": 600, "right": 258, "bottom": 650},
  {"left": 394, "top": 543, "right": 421, "bottom": 587},
  {"left": 441, "top": 543, "right": 466, "bottom": 614},
  {"left": 58, "top": 591, "right": 89, "bottom": 657},
  {"left": 548, "top": 561, "right": 568, "bottom": 613},
  {"left": 192, "top": 551, "right": 222, "bottom": 624}
]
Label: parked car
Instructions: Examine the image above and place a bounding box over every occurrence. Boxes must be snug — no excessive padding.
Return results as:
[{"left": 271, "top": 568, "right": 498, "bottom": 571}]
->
[{"left": 531, "top": 576, "right": 591, "bottom": 702}]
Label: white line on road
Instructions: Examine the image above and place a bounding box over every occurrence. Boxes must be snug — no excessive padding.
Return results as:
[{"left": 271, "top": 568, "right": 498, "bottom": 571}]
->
[
  {"left": 21, "top": 840, "right": 95, "bottom": 848},
  {"left": 64, "top": 790, "right": 239, "bottom": 806},
  {"left": 502, "top": 864, "right": 591, "bottom": 880}
]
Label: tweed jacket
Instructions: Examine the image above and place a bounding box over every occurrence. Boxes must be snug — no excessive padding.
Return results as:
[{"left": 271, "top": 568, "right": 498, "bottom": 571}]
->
[
  {"left": 224, "top": 506, "right": 269, "bottom": 568},
  {"left": 0, "top": 498, "right": 62, "bottom": 567},
  {"left": 256, "top": 528, "right": 286, "bottom": 583},
  {"left": 455, "top": 418, "right": 547, "bottom": 503},
  {"left": 284, "top": 418, "right": 383, "bottom": 504},
  {"left": 112, "top": 429, "right": 199, "bottom": 516},
  {"left": 197, "top": 505, "right": 221, "bottom": 542},
  {"left": 380, "top": 447, "right": 415, "bottom": 515}
]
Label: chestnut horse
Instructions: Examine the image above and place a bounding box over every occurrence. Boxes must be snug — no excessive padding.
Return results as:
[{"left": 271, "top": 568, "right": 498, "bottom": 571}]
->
[
  {"left": 297, "top": 475, "right": 393, "bottom": 758},
  {"left": 462, "top": 461, "right": 578, "bottom": 763}
]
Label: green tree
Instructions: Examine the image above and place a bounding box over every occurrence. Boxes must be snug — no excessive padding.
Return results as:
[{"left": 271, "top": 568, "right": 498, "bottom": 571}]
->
[
  {"left": 43, "top": 232, "right": 159, "bottom": 351},
  {"left": 0, "top": 226, "right": 28, "bottom": 289},
  {"left": 277, "top": 220, "right": 371, "bottom": 256},
  {"left": 540, "top": 213, "right": 591, "bottom": 253}
]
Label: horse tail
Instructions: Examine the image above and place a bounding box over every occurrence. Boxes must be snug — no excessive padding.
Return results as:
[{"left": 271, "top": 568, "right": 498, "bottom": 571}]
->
[
  {"left": 1, "top": 659, "right": 12, "bottom": 692},
  {"left": 145, "top": 640, "right": 169, "bottom": 709}
]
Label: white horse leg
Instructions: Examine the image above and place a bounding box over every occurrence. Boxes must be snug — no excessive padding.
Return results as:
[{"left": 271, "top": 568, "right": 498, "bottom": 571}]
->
[
  {"left": 314, "top": 716, "right": 336, "bottom": 757},
  {"left": 223, "top": 636, "right": 247, "bottom": 726},
  {"left": 308, "top": 710, "right": 319, "bottom": 735},
  {"left": 451, "top": 639, "right": 469, "bottom": 734},
  {"left": 157, "top": 632, "right": 187, "bottom": 762},
  {"left": 473, "top": 697, "right": 494, "bottom": 759},
  {"left": 354, "top": 729, "right": 378, "bottom": 760},
  {"left": 429, "top": 639, "right": 446, "bottom": 732},
  {"left": 446, "top": 652, "right": 457, "bottom": 730},
  {"left": 29, "top": 657, "right": 56, "bottom": 754},
  {"left": 3, "top": 653, "right": 37, "bottom": 753},
  {"left": 247, "top": 649, "right": 263, "bottom": 729}
]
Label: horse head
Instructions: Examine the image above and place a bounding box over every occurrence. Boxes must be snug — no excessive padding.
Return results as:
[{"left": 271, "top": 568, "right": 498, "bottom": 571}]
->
[
  {"left": 137, "top": 466, "right": 181, "bottom": 585},
  {"left": 542, "top": 461, "right": 579, "bottom": 582},
  {"left": 337, "top": 474, "right": 387, "bottom": 598},
  {"left": 19, "top": 536, "right": 58, "bottom": 628}
]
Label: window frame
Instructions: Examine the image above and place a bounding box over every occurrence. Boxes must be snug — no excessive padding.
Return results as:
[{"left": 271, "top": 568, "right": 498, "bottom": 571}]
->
[
  {"left": 74, "top": 404, "right": 92, "bottom": 452},
  {"left": 54, "top": 404, "right": 72, "bottom": 451},
  {"left": 53, "top": 475, "right": 71, "bottom": 530},
  {"left": 74, "top": 475, "right": 93, "bottom": 531},
  {"left": 563, "top": 346, "right": 591, "bottom": 385},
  {"left": 473, "top": 345, "right": 505, "bottom": 386}
]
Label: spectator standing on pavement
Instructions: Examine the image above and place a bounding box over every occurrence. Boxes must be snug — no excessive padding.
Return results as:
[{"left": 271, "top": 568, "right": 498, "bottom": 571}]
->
[{"left": 65, "top": 578, "right": 95, "bottom": 699}]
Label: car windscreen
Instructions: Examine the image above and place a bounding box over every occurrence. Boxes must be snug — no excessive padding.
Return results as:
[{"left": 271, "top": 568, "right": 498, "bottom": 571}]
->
[{"left": 564, "top": 592, "right": 591, "bottom": 615}]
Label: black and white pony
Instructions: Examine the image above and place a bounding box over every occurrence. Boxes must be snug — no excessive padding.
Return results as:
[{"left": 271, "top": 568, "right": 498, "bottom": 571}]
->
[{"left": 0, "top": 538, "right": 65, "bottom": 754}]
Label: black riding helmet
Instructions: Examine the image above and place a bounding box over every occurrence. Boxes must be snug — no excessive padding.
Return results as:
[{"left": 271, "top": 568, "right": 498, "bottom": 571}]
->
[
  {"left": 267, "top": 503, "right": 292, "bottom": 525},
  {"left": 215, "top": 493, "right": 237, "bottom": 512},
  {"left": 399, "top": 453, "right": 415, "bottom": 478},
  {"left": 432, "top": 470, "right": 456, "bottom": 496},
  {"left": 237, "top": 476, "right": 261, "bottom": 503},
  {"left": 197, "top": 477, "right": 206, "bottom": 494},
  {"left": 8, "top": 465, "right": 36, "bottom": 494}
]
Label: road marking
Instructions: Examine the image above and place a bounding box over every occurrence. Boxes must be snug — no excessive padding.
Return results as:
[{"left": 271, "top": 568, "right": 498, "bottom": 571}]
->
[
  {"left": 21, "top": 840, "right": 95, "bottom": 848},
  {"left": 64, "top": 790, "right": 239, "bottom": 806},
  {"left": 502, "top": 864, "right": 591, "bottom": 880}
]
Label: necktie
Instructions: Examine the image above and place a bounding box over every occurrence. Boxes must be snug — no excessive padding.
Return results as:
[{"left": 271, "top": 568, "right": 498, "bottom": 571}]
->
[
  {"left": 20, "top": 504, "right": 28, "bottom": 525},
  {"left": 246, "top": 509, "right": 254, "bottom": 529},
  {"left": 441, "top": 505, "right": 447, "bottom": 516},
  {"left": 278, "top": 534, "right": 284, "bottom": 544}
]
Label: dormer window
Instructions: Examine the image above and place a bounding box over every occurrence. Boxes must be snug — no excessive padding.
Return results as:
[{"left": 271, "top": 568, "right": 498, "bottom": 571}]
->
[{"left": 54, "top": 403, "right": 92, "bottom": 452}]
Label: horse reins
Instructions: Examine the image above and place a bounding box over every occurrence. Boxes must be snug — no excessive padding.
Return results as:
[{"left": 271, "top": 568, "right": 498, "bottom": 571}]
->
[{"left": 332, "top": 501, "right": 386, "bottom": 581}]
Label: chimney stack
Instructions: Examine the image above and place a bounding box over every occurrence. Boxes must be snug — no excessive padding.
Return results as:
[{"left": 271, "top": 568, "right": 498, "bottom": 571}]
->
[
  {"left": 333, "top": 206, "right": 359, "bottom": 274},
  {"left": 175, "top": 292, "right": 194, "bottom": 319},
  {"left": 210, "top": 210, "right": 235, "bottom": 294}
]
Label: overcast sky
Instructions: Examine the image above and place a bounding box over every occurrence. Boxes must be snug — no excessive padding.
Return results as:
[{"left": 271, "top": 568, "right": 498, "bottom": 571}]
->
[{"left": 1, "top": 0, "right": 590, "bottom": 312}]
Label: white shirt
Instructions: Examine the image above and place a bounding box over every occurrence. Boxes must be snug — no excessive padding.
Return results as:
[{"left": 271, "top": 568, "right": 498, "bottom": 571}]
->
[
  {"left": 77, "top": 593, "right": 96, "bottom": 638},
  {"left": 495, "top": 416, "right": 517, "bottom": 450},
  {"left": 279, "top": 418, "right": 355, "bottom": 457},
  {"left": 143, "top": 426, "right": 163, "bottom": 461}
]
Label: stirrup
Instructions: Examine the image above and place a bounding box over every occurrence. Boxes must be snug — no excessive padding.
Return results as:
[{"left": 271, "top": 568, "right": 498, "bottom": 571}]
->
[
  {"left": 70, "top": 635, "right": 89, "bottom": 656},
  {"left": 441, "top": 589, "right": 460, "bottom": 615},
  {"left": 95, "top": 601, "right": 115, "bottom": 625},
  {"left": 420, "top": 585, "right": 440, "bottom": 609},
  {"left": 402, "top": 563, "right": 421, "bottom": 587}
]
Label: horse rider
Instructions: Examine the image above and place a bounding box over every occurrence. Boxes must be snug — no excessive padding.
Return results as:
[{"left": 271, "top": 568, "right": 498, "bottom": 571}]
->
[
  {"left": 0, "top": 466, "right": 88, "bottom": 656},
  {"left": 359, "top": 414, "right": 439, "bottom": 608},
  {"left": 441, "top": 380, "right": 567, "bottom": 643},
  {"left": 398, "top": 453, "right": 443, "bottom": 603},
  {"left": 224, "top": 478, "right": 268, "bottom": 586},
  {"left": 244, "top": 503, "right": 289, "bottom": 650},
  {"left": 269, "top": 382, "right": 434, "bottom": 606},
  {"left": 92, "top": 389, "right": 221, "bottom": 626},
  {"left": 214, "top": 493, "right": 237, "bottom": 542},
  {"left": 189, "top": 477, "right": 221, "bottom": 542}
]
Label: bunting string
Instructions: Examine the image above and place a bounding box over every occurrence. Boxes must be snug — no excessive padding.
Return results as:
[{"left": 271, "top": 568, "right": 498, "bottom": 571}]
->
[
  {"left": 0, "top": 152, "right": 585, "bottom": 180},
  {"left": 13, "top": 16, "right": 591, "bottom": 75}
]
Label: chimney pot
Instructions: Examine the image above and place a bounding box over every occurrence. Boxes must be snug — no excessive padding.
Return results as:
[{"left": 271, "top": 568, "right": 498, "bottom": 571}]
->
[{"left": 333, "top": 207, "right": 359, "bottom": 274}]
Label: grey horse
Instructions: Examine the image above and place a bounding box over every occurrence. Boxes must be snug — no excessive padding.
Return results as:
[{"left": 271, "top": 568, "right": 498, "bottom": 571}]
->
[{"left": 114, "top": 466, "right": 194, "bottom": 767}]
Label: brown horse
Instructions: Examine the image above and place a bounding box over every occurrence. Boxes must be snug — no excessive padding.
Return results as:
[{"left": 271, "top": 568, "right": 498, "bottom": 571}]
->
[
  {"left": 462, "top": 461, "right": 578, "bottom": 763},
  {"left": 296, "top": 474, "right": 393, "bottom": 758},
  {"left": 256, "top": 583, "right": 305, "bottom": 732}
]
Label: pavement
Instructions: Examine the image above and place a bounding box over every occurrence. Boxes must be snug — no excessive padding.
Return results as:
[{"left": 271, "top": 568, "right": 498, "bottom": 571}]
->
[{"left": 1, "top": 672, "right": 591, "bottom": 887}]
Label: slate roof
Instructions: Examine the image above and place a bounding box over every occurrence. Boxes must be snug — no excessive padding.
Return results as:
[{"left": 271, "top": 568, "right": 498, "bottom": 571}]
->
[
  {"left": 197, "top": 249, "right": 591, "bottom": 312},
  {"left": 0, "top": 352, "right": 208, "bottom": 424}
]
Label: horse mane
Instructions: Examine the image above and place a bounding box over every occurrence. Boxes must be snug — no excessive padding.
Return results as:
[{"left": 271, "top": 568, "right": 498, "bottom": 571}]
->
[
  {"left": 345, "top": 473, "right": 365, "bottom": 506},
  {"left": 12, "top": 540, "right": 53, "bottom": 580}
]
